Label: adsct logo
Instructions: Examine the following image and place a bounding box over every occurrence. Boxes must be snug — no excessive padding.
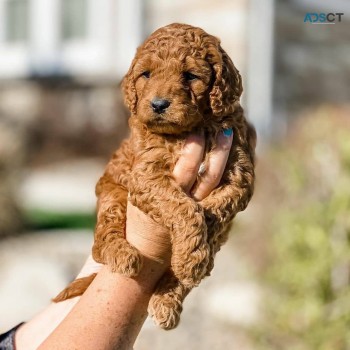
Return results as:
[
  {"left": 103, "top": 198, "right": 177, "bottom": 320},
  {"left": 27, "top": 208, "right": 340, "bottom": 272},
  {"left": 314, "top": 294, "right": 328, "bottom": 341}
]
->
[{"left": 304, "top": 12, "right": 344, "bottom": 24}]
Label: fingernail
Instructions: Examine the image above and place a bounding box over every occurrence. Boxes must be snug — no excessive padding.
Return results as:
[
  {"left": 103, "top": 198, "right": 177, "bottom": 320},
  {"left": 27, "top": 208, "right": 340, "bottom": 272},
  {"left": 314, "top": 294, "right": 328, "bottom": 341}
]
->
[
  {"left": 223, "top": 128, "right": 233, "bottom": 137},
  {"left": 198, "top": 162, "right": 206, "bottom": 176}
]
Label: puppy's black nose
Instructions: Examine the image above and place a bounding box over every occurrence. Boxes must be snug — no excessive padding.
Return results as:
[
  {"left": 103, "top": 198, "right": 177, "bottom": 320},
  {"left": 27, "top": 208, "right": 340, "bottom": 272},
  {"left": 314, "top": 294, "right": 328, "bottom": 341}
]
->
[{"left": 151, "top": 98, "right": 170, "bottom": 114}]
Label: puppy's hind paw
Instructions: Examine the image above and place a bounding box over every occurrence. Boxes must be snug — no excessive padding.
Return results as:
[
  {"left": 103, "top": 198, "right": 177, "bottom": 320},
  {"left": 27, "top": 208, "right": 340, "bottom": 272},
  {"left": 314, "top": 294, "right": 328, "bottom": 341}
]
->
[{"left": 149, "top": 294, "right": 182, "bottom": 330}]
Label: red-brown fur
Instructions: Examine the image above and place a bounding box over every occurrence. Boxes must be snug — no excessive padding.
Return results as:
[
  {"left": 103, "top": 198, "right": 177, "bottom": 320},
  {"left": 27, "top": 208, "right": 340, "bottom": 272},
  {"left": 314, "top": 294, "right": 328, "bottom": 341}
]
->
[{"left": 54, "top": 23, "right": 256, "bottom": 330}]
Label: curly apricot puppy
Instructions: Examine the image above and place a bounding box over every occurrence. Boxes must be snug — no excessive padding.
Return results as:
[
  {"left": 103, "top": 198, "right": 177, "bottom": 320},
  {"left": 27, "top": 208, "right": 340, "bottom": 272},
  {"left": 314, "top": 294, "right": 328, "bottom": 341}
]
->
[{"left": 54, "top": 23, "right": 256, "bottom": 330}]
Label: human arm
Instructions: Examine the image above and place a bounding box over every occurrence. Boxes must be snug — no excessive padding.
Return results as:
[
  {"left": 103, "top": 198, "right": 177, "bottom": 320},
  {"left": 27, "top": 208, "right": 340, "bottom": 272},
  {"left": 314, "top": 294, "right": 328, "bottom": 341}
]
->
[{"left": 15, "top": 130, "right": 233, "bottom": 350}]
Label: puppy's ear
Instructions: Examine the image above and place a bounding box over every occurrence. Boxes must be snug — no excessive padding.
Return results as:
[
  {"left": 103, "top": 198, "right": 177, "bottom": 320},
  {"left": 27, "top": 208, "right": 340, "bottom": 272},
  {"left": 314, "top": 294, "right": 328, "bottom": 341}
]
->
[
  {"left": 122, "top": 59, "right": 138, "bottom": 115},
  {"left": 247, "top": 122, "right": 257, "bottom": 152},
  {"left": 209, "top": 43, "right": 243, "bottom": 117}
]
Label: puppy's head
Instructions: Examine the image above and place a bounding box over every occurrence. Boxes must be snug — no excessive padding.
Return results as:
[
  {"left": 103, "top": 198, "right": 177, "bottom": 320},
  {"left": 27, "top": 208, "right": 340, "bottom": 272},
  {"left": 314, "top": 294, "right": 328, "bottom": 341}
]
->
[{"left": 122, "top": 23, "right": 242, "bottom": 134}]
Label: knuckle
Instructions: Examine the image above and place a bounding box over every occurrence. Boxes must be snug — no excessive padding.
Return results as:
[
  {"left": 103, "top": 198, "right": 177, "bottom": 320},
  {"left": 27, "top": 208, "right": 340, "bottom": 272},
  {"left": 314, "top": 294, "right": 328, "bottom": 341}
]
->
[
  {"left": 181, "top": 146, "right": 193, "bottom": 156},
  {"left": 203, "top": 172, "right": 221, "bottom": 187},
  {"left": 184, "top": 164, "right": 199, "bottom": 175},
  {"left": 220, "top": 142, "right": 232, "bottom": 152},
  {"left": 217, "top": 133, "right": 233, "bottom": 152},
  {"left": 173, "top": 161, "right": 197, "bottom": 179},
  {"left": 217, "top": 138, "right": 232, "bottom": 152}
]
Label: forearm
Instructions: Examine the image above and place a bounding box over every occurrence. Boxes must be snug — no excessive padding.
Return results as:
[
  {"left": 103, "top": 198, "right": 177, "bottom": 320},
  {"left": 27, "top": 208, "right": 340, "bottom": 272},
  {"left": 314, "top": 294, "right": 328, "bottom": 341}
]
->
[
  {"left": 15, "top": 298, "right": 79, "bottom": 350},
  {"left": 37, "top": 258, "right": 166, "bottom": 350}
]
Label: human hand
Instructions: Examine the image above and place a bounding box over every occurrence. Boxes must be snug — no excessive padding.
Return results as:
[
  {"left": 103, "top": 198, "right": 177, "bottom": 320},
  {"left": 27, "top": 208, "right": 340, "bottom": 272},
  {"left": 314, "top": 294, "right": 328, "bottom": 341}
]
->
[
  {"left": 173, "top": 129, "right": 234, "bottom": 201},
  {"left": 126, "top": 129, "right": 233, "bottom": 264}
]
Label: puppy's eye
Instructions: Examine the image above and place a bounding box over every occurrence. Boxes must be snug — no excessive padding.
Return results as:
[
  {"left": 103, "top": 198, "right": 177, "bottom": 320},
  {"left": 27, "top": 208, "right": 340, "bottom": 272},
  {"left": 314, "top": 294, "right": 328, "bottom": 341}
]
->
[
  {"left": 141, "top": 71, "right": 150, "bottom": 78},
  {"left": 183, "top": 72, "right": 199, "bottom": 81}
]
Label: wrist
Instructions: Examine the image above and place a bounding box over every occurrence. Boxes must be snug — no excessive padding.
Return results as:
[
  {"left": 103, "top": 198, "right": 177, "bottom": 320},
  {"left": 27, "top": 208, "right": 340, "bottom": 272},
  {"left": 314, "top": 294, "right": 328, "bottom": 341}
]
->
[
  {"left": 132, "top": 255, "right": 169, "bottom": 293},
  {"left": 126, "top": 202, "right": 171, "bottom": 265}
]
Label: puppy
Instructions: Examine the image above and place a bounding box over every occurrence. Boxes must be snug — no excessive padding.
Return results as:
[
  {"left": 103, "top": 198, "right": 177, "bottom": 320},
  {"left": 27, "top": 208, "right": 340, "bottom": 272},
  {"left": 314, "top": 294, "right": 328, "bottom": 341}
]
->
[{"left": 54, "top": 23, "right": 256, "bottom": 330}]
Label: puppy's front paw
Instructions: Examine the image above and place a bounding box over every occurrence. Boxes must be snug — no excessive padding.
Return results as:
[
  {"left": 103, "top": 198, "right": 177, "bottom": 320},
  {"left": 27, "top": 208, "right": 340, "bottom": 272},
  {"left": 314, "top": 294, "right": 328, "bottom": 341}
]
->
[
  {"left": 149, "top": 293, "right": 182, "bottom": 330},
  {"left": 105, "top": 240, "right": 143, "bottom": 277}
]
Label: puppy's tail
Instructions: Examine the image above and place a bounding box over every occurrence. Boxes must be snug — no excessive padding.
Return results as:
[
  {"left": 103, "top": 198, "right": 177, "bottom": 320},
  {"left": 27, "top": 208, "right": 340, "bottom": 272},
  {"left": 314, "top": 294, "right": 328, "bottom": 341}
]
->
[{"left": 52, "top": 273, "right": 97, "bottom": 303}]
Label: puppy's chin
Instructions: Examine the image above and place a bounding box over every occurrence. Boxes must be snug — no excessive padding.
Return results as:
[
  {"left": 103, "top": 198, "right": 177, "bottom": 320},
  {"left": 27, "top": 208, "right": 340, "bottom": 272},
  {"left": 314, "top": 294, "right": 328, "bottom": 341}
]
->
[
  {"left": 144, "top": 114, "right": 201, "bottom": 135},
  {"left": 145, "top": 118, "right": 191, "bottom": 135}
]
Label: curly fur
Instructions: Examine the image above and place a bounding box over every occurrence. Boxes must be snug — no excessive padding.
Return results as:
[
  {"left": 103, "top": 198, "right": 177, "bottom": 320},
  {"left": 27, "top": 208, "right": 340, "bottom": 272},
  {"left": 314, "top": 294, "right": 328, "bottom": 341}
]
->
[{"left": 53, "top": 23, "right": 256, "bottom": 330}]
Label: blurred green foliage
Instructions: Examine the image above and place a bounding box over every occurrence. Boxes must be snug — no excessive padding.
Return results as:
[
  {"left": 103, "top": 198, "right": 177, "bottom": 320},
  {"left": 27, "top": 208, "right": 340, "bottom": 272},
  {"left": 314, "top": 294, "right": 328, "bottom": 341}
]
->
[
  {"left": 257, "top": 106, "right": 350, "bottom": 350},
  {"left": 25, "top": 209, "right": 95, "bottom": 230}
]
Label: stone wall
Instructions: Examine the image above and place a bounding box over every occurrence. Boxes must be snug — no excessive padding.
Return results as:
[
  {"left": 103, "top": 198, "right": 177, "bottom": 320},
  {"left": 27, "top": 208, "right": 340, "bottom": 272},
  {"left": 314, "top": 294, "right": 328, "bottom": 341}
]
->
[{"left": 0, "top": 79, "right": 129, "bottom": 165}]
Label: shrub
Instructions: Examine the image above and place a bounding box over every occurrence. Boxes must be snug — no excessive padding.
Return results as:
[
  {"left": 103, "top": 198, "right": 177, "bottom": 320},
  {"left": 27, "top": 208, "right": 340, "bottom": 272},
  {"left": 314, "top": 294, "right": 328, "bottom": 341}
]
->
[{"left": 257, "top": 106, "right": 350, "bottom": 350}]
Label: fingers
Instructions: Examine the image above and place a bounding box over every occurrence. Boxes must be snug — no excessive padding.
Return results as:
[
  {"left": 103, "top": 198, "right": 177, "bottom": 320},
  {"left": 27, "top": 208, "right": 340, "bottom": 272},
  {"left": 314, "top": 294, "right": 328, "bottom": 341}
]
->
[
  {"left": 172, "top": 132, "right": 205, "bottom": 193},
  {"left": 191, "top": 129, "right": 233, "bottom": 201}
]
